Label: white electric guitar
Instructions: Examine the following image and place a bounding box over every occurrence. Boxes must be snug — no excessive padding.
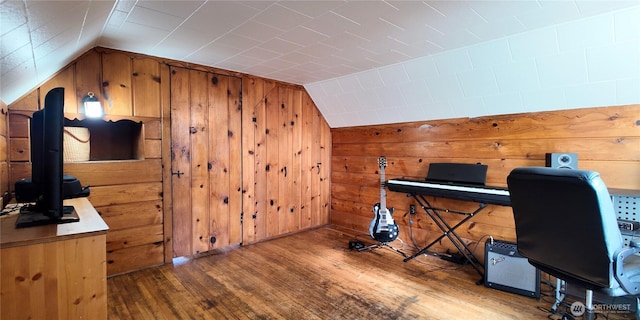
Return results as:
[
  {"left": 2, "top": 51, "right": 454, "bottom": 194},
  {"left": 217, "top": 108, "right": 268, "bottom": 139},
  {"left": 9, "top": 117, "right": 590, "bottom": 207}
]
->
[{"left": 368, "top": 156, "right": 399, "bottom": 243}]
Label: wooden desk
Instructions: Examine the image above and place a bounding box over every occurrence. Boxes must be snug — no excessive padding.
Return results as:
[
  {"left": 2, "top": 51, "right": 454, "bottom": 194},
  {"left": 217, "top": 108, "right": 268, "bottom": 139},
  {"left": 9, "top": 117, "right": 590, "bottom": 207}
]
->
[{"left": 1, "top": 198, "right": 109, "bottom": 319}]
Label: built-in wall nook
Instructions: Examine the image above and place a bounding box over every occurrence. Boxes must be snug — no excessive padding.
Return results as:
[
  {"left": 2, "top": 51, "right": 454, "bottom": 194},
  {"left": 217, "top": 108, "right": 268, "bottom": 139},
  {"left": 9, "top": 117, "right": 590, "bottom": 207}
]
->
[{"left": 64, "top": 118, "right": 144, "bottom": 161}]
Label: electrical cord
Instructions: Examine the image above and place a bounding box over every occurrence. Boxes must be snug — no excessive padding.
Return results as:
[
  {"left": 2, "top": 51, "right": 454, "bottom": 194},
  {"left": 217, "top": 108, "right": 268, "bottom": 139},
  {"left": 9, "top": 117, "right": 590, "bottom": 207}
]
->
[
  {"left": 406, "top": 208, "right": 420, "bottom": 250},
  {"left": 405, "top": 205, "right": 425, "bottom": 252},
  {"left": 0, "top": 203, "right": 25, "bottom": 216},
  {"left": 405, "top": 203, "right": 457, "bottom": 258},
  {"left": 469, "top": 234, "right": 492, "bottom": 257}
]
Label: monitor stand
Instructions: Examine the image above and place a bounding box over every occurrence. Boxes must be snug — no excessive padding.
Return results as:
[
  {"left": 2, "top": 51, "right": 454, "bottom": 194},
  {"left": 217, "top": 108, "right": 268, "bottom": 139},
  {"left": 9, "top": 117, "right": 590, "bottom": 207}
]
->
[{"left": 15, "top": 205, "right": 79, "bottom": 228}]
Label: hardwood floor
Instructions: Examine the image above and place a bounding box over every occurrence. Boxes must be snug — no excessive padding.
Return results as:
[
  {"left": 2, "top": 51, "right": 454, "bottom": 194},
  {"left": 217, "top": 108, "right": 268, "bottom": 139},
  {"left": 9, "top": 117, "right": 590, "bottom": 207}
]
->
[{"left": 108, "top": 226, "right": 635, "bottom": 319}]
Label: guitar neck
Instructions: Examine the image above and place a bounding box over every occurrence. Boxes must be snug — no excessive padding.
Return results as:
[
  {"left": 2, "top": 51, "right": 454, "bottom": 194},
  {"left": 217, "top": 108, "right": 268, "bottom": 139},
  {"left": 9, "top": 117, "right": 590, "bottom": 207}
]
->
[{"left": 380, "top": 165, "right": 386, "bottom": 209}]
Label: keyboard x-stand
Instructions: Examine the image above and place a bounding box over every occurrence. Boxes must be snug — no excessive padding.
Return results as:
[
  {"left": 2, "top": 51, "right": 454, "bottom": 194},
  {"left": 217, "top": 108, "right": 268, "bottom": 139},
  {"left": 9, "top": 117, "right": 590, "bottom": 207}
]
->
[{"left": 386, "top": 179, "right": 511, "bottom": 282}]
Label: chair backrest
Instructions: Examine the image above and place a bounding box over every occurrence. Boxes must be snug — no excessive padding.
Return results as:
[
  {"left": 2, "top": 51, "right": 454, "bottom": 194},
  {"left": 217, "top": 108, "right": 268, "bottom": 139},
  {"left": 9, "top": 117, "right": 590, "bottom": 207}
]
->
[{"left": 507, "top": 167, "right": 623, "bottom": 289}]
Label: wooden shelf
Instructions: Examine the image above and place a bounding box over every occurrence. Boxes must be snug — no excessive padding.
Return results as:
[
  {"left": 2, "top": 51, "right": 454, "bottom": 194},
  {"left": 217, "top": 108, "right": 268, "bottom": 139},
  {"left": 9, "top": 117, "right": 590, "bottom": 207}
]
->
[{"left": 64, "top": 118, "right": 144, "bottom": 161}]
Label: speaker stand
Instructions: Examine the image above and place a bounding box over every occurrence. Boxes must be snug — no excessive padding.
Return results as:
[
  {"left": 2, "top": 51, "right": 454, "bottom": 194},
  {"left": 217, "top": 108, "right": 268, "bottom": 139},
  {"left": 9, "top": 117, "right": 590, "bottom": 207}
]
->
[{"left": 358, "top": 242, "right": 408, "bottom": 258}]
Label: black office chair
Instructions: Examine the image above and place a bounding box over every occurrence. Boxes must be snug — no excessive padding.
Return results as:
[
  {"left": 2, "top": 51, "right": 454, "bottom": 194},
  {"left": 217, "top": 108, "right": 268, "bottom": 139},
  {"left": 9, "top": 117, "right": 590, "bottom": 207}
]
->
[{"left": 507, "top": 167, "right": 640, "bottom": 319}]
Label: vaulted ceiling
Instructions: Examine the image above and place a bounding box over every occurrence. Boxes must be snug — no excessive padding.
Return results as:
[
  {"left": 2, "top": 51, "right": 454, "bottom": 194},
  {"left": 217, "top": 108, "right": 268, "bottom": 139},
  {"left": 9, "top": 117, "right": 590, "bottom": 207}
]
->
[{"left": 2, "top": 0, "right": 639, "bottom": 127}]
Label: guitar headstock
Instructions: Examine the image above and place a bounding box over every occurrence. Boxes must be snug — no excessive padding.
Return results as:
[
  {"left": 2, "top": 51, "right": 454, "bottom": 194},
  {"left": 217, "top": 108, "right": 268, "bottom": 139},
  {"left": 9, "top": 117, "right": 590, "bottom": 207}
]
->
[{"left": 378, "top": 156, "right": 387, "bottom": 169}]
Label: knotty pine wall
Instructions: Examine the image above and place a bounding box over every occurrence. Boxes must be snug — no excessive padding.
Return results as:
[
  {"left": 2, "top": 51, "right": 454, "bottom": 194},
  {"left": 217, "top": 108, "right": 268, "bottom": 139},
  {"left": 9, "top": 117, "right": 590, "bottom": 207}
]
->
[
  {"left": 169, "top": 68, "right": 244, "bottom": 257},
  {"left": 168, "top": 68, "right": 331, "bottom": 258},
  {"left": 331, "top": 105, "right": 640, "bottom": 256},
  {"left": 8, "top": 48, "right": 167, "bottom": 276},
  {"left": 0, "top": 100, "right": 7, "bottom": 207},
  {"left": 241, "top": 77, "right": 331, "bottom": 246},
  {"left": 7, "top": 47, "right": 331, "bottom": 275}
]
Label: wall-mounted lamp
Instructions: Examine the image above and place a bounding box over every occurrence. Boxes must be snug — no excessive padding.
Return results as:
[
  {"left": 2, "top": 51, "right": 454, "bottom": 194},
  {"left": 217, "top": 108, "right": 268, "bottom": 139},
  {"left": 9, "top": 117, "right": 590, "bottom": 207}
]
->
[{"left": 82, "top": 92, "right": 103, "bottom": 118}]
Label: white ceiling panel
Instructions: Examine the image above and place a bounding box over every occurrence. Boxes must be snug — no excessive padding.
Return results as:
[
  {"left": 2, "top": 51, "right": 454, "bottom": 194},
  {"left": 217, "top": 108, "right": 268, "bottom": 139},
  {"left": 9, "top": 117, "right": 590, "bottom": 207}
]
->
[
  {"left": 278, "top": 26, "right": 329, "bottom": 47},
  {"left": 106, "top": 9, "right": 128, "bottom": 28},
  {"left": 426, "top": 1, "right": 486, "bottom": 27},
  {"left": 517, "top": 1, "right": 582, "bottom": 29},
  {"left": 2, "top": 58, "right": 37, "bottom": 91},
  {"left": 25, "top": 1, "right": 85, "bottom": 31},
  {"left": 187, "top": 41, "right": 241, "bottom": 66},
  {"left": 136, "top": 0, "right": 206, "bottom": 19},
  {"left": 240, "top": 46, "right": 280, "bottom": 61},
  {"left": 331, "top": 1, "right": 396, "bottom": 26},
  {"left": 468, "top": 0, "right": 542, "bottom": 21},
  {"left": 32, "top": 27, "right": 77, "bottom": 61},
  {"left": 258, "top": 37, "right": 303, "bottom": 55},
  {"left": 307, "top": 49, "right": 350, "bottom": 66},
  {"left": 1, "top": 1, "right": 26, "bottom": 36},
  {"left": 113, "top": 0, "right": 135, "bottom": 13},
  {"left": 574, "top": 0, "right": 639, "bottom": 15},
  {"left": 381, "top": 1, "right": 442, "bottom": 30},
  {"left": 341, "top": 57, "right": 385, "bottom": 72},
  {"left": 614, "top": 5, "right": 640, "bottom": 42},
  {"left": 105, "top": 22, "right": 169, "bottom": 52},
  {"left": 181, "top": 1, "right": 258, "bottom": 35},
  {"left": 28, "top": 4, "right": 86, "bottom": 47},
  {"left": 127, "top": 5, "right": 184, "bottom": 31},
  {"left": 35, "top": 41, "right": 82, "bottom": 75},
  {"left": 251, "top": 3, "right": 310, "bottom": 30},
  {"left": 237, "top": 1, "right": 276, "bottom": 12},
  {"left": 303, "top": 11, "right": 360, "bottom": 37},
  {"left": 152, "top": 26, "right": 215, "bottom": 58},
  {"left": 232, "top": 20, "right": 284, "bottom": 41},
  {"left": 1, "top": 24, "right": 30, "bottom": 58},
  {"left": 465, "top": 16, "right": 525, "bottom": 41},
  {"left": 320, "top": 31, "right": 370, "bottom": 52},
  {"left": 213, "top": 33, "right": 261, "bottom": 51},
  {"left": 278, "top": 51, "right": 316, "bottom": 65},
  {"left": 1, "top": 0, "right": 638, "bottom": 128},
  {"left": 1, "top": 43, "right": 32, "bottom": 76},
  {"left": 402, "top": 59, "right": 436, "bottom": 82},
  {"left": 80, "top": 1, "right": 116, "bottom": 43},
  {"left": 277, "top": 1, "right": 343, "bottom": 18}
]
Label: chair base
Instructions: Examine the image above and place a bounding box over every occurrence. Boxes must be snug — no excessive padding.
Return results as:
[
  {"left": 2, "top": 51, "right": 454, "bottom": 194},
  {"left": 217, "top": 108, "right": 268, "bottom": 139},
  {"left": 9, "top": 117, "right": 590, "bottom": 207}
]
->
[
  {"left": 554, "top": 280, "right": 640, "bottom": 319},
  {"left": 552, "top": 279, "right": 566, "bottom": 312},
  {"left": 565, "top": 282, "right": 638, "bottom": 311}
]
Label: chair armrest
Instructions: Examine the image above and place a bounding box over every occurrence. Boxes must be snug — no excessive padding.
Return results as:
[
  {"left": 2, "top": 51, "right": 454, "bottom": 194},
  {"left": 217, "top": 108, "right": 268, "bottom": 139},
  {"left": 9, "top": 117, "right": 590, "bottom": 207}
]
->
[{"left": 614, "top": 246, "right": 640, "bottom": 294}]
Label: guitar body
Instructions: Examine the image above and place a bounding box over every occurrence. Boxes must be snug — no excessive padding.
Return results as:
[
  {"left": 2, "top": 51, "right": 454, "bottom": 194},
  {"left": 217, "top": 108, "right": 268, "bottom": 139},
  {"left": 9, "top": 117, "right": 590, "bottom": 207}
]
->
[
  {"left": 368, "top": 156, "right": 399, "bottom": 243},
  {"left": 369, "top": 202, "right": 399, "bottom": 242}
]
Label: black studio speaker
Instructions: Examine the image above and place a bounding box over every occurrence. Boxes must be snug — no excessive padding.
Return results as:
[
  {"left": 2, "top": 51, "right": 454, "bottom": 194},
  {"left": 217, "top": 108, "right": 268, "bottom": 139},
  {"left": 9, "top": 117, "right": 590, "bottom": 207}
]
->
[{"left": 545, "top": 152, "right": 578, "bottom": 169}]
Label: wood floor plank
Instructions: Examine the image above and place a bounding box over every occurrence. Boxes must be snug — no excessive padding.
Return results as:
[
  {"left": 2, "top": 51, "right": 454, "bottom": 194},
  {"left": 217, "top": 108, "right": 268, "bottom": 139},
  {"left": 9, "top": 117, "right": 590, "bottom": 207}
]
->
[{"left": 108, "top": 226, "right": 635, "bottom": 319}]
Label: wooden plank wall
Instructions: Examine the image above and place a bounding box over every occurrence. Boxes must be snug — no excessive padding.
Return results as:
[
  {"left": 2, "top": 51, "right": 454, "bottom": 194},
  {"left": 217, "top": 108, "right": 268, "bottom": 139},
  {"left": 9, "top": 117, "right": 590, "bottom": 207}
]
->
[
  {"left": 331, "top": 105, "right": 640, "bottom": 254},
  {"left": 169, "top": 68, "right": 243, "bottom": 257},
  {"left": 169, "top": 71, "right": 332, "bottom": 256},
  {"left": 0, "top": 100, "right": 7, "bottom": 207},
  {"left": 241, "top": 76, "right": 331, "bottom": 246},
  {"left": 6, "top": 47, "right": 332, "bottom": 274},
  {"left": 8, "top": 48, "right": 166, "bottom": 276}
]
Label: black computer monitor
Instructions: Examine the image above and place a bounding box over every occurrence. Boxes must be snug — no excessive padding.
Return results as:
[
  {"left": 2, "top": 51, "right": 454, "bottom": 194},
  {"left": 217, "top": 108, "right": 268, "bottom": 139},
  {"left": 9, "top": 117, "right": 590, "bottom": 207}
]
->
[{"left": 15, "top": 87, "right": 77, "bottom": 228}]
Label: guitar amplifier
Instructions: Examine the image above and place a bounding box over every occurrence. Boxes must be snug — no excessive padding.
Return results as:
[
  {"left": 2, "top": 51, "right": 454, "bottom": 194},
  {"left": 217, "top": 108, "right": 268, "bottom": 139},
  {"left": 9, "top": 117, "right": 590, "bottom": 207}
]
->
[{"left": 484, "top": 239, "right": 540, "bottom": 298}]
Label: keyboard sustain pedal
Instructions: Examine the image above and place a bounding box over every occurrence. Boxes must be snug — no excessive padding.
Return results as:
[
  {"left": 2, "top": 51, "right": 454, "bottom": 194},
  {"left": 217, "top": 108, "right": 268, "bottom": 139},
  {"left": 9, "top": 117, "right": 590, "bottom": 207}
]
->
[{"left": 439, "top": 252, "right": 467, "bottom": 265}]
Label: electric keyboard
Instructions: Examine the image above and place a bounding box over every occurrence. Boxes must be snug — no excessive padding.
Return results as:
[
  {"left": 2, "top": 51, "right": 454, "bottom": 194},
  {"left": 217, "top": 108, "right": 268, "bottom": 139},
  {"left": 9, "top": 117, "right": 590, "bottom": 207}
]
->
[{"left": 386, "top": 179, "right": 511, "bottom": 206}]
